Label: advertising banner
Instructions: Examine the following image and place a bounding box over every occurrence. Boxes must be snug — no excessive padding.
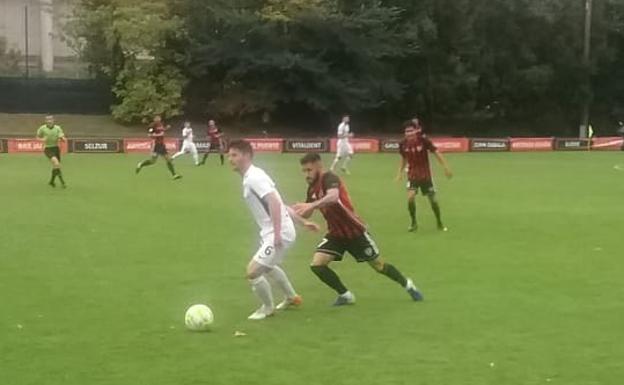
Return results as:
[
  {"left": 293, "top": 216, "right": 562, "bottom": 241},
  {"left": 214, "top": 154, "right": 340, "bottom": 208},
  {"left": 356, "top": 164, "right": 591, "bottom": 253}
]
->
[
  {"left": 329, "top": 138, "right": 379, "bottom": 153},
  {"left": 431, "top": 137, "right": 470, "bottom": 153},
  {"left": 7, "top": 139, "right": 68, "bottom": 153},
  {"left": 380, "top": 138, "right": 401, "bottom": 152},
  {"left": 70, "top": 138, "right": 122, "bottom": 153},
  {"left": 554, "top": 138, "right": 591, "bottom": 151},
  {"left": 379, "top": 137, "right": 470, "bottom": 153},
  {"left": 591, "top": 137, "right": 624, "bottom": 151},
  {"left": 510, "top": 137, "right": 554, "bottom": 152},
  {"left": 470, "top": 138, "right": 510, "bottom": 152},
  {"left": 244, "top": 138, "right": 284, "bottom": 152},
  {"left": 284, "top": 139, "right": 328, "bottom": 153},
  {"left": 0, "top": 138, "right": 5, "bottom": 153},
  {"left": 194, "top": 140, "right": 223, "bottom": 153},
  {"left": 123, "top": 138, "right": 179, "bottom": 153}
]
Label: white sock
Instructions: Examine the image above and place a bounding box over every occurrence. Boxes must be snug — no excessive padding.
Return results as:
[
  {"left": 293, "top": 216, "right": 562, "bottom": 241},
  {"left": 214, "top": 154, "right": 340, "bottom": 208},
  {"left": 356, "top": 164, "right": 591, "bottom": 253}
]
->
[
  {"left": 249, "top": 275, "right": 274, "bottom": 309},
  {"left": 172, "top": 151, "right": 183, "bottom": 160},
  {"left": 268, "top": 266, "right": 297, "bottom": 298},
  {"left": 192, "top": 151, "right": 199, "bottom": 165}
]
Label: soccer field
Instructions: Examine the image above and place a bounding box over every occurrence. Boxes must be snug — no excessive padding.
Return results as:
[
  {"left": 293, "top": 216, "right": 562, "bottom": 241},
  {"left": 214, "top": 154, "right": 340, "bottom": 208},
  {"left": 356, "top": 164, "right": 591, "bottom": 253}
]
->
[{"left": 1, "top": 152, "right": 623, "bottom": 385}]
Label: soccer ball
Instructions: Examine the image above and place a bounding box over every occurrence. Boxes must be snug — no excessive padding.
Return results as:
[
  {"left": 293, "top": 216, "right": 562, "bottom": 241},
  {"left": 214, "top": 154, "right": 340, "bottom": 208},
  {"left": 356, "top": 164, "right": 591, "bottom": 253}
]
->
[{"left": 184, "top": 304, "right": 214, "bottom": 331}]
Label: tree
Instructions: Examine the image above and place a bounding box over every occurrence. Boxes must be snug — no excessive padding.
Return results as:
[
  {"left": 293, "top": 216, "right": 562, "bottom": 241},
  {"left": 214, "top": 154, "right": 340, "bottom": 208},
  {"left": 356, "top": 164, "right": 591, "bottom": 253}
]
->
[
  {"left": 65, "top": 0, "right": 187, "bottom": 123},
  {"left": 182, "top": 0, "right": 413, "bottom": 127},
  {"left": 63, "top": 0, "right": 624, "bottom": 133}
]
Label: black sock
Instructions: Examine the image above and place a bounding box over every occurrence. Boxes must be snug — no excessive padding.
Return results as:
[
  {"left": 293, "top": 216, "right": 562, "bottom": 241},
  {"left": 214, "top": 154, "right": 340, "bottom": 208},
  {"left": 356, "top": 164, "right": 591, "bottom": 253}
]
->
[
  {"left": 311, "top": 265, "right": 348, "bottom": 295},
  {"left": 219, "top": 154, "right": 224, "bottom": 165},
  {"left": 408, "top": 200, "right": 416, "bottom": 225},
  {"left": 201, "top": 153, "right": 208, "bottom": 164},
  {"left": 431, "top": 201, "right": 442, "bottom": 226},
  {"left": 166, "top": 160, "right": 177, "bottom": 176},
  {"left": 56, "top": 169, "right": 65, "bottom": 185},
  {"left": 50, "top": 169, "right": 58, "bottom": 183},
  {"left": 379, "top": 263, "right": 408, "bottom": 287},
  {"left": 139, "top": 159, "right": 154, "bottom": 168}
]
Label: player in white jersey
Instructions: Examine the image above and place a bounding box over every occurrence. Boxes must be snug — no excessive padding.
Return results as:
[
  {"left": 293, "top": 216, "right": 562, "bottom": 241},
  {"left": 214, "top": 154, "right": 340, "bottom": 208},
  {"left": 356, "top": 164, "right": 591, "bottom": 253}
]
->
[
  {"left": 172, "top": 121, "right": 199, "bottom": 165},
  {"left": 228, "top": 139, "right": 320, "bottom": 320},
  {"left": 330, "top": 114, "right": 354, "bottom": 174}
]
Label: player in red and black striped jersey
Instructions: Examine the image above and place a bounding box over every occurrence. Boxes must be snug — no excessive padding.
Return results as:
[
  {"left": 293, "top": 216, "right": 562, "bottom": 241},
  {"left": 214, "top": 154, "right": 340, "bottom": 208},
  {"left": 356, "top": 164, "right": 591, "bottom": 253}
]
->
[
  {"left": 396, "top": 119, "right": 452, "bottom": 232},
  {"left": 293, "top": 153, "right": 424, "bottom": 306},
  {"left": 135, "top": 115, "right": 182, "bottom": 180},
  {"left": 200, "top": 119, "right": 226, "bottom": 166}
]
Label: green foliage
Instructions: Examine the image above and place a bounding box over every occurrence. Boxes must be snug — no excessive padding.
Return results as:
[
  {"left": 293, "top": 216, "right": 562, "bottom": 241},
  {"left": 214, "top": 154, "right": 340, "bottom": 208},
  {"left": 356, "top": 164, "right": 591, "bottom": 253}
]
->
[
  {"left": 183, "top": 0, "right": 412, "bottom": 119},
  {"left": 112, "top": 63, "right": 186, "bottom": 123},
  {"left": 66, "top": 0, "right": 187, "bottom": 123},
  {"left": 65, "top": 0, "right": 624, "bottom": 130}
]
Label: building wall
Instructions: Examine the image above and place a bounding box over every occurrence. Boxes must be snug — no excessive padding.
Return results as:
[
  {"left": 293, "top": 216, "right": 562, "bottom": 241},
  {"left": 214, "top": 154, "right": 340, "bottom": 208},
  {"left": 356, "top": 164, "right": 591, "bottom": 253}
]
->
[{"left": 0, "top": 0, "right": 76, "bottom": 58}]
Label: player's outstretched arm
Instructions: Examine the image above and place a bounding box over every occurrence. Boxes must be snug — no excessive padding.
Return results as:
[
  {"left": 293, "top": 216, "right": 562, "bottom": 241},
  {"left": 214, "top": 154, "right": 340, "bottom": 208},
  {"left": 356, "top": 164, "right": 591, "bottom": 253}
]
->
[
  {"left": 433, "top": 151, "right": 453, "bottom": 178},
  {"left": 293, "top": 188, "right": 339, "bottom": 218},
  {"left": 286, "top": 206, "right": 320, "bottom": 232}
]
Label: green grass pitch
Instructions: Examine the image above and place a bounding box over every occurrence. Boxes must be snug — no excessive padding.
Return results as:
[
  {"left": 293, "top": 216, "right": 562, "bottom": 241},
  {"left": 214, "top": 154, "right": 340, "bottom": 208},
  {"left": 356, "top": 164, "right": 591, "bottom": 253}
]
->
[{"left": 1, "top": 152, "right": 623, "bottom": 385}]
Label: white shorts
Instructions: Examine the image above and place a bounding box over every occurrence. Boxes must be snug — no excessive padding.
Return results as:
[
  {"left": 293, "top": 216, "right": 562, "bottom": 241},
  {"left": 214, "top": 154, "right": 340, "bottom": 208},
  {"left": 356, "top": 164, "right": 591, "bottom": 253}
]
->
[
  {"left": 180, "top": 141, "right": 197, "bottom": 153},
  {"left": 252, "top": 237, "right": 295, "bottom": 268},
  {"left": 336, "top": 140, "right": 353, "bottom": 158}
]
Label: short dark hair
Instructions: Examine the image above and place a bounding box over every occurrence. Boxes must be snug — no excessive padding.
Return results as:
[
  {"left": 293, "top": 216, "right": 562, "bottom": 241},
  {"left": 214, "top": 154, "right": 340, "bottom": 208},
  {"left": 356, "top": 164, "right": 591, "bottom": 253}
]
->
[
  {"left": 403, "top": 120, "right": 416, "bottom": 130},
  {"left": 300, "top": 153, "right": 321, "bottom": 165},
  {"left": 228, "top": 139, "right": 254, "bottom": 156}
]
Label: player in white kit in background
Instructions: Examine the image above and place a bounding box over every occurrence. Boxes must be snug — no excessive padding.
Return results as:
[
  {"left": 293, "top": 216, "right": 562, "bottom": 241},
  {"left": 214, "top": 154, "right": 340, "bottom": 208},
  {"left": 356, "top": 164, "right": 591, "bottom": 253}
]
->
[
  {"left": 227, "top": 140, "right": 320, "bottom": 320},
  {"left": 330, "top": 114, "right": 354, "bottom": 174},
  {"left": 172, "top": 121, "right": 199, "bottom": 165}
]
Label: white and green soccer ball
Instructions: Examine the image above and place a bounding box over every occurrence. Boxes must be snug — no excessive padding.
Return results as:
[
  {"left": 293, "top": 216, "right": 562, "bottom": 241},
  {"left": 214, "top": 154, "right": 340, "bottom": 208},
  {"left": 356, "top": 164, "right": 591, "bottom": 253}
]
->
[{"left": 184, "top": 304, "right": 214, "bottom": 331}]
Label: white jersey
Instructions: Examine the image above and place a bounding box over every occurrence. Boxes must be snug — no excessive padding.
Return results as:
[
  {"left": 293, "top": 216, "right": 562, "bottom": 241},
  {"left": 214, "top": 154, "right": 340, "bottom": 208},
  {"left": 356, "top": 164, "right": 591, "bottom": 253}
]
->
[
  {"left": 242, "top": 165, "right": 296, "bottom": 241},
  {"left": 337, "top": 122, "right": 350, "bottom": 142},
  {"left": 336, "top": 122, "right": 353, "bottom": 157},
  {"left": 182, "top": 127, "right": 194, "bottom": 143}
]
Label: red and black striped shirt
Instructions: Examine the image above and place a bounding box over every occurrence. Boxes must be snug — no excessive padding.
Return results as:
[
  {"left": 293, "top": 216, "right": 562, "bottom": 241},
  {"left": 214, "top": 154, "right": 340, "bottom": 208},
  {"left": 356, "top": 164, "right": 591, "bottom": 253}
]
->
[
  {"left": 306, "top": 172, "right": 367, "bottom": 239},
  {"left": 208, "top": 126, "right": 223, "bottom": 144},
  {"left": 149, "top": 122, "right": 165, "bottom": 145},
  {"left": 399, "top": 135, "right": 436, "bottom": 182}
]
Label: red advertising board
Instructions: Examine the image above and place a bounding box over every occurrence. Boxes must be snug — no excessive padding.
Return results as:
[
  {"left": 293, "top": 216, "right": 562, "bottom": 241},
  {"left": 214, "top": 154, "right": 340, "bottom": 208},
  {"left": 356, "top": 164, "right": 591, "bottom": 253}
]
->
[
  {"left": 431, "top": 137, "right": 470, "bottom": 153},
  {"left": 510, "top": 137, "right": 554, "bottom": 152},
  {"left": 7, "top": 139, "right": 68, "bottom": 153},
  {"left": 591, "top": 137, "right": 624, "bottom": 151},
  {"left": 123, "top": 138, "right": 179, "bottom": 153},
  {"left": 243, "top": 138, "right": 284, "bottom": 152},
  {"left": 329, "top": 138, "right": 379, "bottom": 153}
]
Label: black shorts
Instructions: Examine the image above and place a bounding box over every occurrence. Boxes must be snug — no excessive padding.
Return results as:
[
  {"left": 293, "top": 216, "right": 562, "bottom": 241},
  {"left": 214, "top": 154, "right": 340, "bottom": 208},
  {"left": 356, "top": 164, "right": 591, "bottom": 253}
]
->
[
  {"left": 316, "top": 232, "right": 380, "bottom": 263},
  {"left": 407, "top": 179, "right": 435, "bottom": 195},
  {"left": 209, "top": 141, "right": 221, "bottom": 151},
  {"left": 153, "top": 142, "right": 168, "bottom": 156},
  {"left": 44, "top": 146, "right": 61, "bottom": 161}
]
